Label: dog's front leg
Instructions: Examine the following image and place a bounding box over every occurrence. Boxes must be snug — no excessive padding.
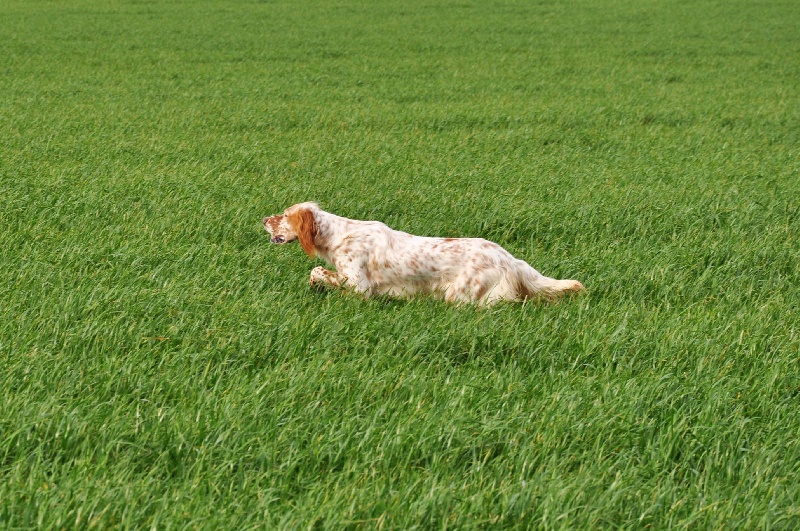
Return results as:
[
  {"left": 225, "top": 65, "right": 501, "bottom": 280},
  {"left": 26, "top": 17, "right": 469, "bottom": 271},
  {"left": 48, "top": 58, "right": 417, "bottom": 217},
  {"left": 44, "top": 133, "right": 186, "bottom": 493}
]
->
[{"left": 309, "top": 266, "right": 343, "bottom": 289}]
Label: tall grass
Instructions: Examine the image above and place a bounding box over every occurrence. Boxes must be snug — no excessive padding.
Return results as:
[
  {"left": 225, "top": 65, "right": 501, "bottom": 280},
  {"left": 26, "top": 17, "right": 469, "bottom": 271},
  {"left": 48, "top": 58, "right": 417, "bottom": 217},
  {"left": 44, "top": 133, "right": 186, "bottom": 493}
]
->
[{"left": 1, "top": 0, "right": 799, "bottom": 527}]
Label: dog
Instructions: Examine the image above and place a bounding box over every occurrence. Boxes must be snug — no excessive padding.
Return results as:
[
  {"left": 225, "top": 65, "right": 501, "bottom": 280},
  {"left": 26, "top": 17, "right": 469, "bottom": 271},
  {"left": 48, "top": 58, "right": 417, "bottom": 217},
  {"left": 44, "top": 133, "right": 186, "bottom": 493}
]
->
[{"left": 263, "top": 202, "right": 584, "bottom": 306}]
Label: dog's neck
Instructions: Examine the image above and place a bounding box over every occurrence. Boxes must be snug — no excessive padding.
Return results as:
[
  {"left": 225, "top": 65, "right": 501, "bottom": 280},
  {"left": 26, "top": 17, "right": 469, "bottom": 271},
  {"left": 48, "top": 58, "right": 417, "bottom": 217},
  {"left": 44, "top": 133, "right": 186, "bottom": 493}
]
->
[{"left": 311, "top": 209, "right": 357, "bottom": 263}]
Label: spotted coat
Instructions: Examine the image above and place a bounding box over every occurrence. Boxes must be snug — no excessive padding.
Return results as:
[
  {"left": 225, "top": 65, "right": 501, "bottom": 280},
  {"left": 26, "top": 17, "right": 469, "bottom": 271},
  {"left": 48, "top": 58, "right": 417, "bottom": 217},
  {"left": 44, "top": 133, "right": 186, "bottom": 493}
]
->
[{"left": 263, "top": 202, "right": 584, "bottom": 306}]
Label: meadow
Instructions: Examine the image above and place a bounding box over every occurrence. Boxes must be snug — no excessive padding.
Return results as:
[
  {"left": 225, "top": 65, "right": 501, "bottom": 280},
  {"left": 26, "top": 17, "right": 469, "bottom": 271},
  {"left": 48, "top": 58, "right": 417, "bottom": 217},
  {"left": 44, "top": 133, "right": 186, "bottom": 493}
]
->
[{"left": 1, "top": 0, "right": 799, "bottom": 527}]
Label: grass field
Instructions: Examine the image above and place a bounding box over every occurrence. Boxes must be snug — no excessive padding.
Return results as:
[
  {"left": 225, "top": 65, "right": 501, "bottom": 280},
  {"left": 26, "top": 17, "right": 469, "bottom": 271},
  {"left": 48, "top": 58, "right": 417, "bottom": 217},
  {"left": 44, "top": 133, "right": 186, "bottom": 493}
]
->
[{"left": 2, "top": 0, "right": 799, "bottom": 527}]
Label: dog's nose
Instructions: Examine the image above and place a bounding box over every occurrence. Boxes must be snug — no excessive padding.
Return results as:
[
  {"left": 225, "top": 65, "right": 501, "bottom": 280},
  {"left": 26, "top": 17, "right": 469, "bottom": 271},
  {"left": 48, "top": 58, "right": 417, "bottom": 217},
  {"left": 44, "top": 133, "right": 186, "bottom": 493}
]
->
[{"left": 271, "top": 236, "right": 286, "bottom": 244}]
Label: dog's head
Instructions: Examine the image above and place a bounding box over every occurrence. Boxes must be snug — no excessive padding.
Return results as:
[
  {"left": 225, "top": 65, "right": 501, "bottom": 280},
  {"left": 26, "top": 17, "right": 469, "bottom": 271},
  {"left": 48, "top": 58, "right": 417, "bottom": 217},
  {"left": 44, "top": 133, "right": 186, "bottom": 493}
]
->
[
  {"left": 263, "top": 213, "right": 296, "bottom": 244},
  {"left": 263, "top": 202, "right": 320, "bottom": 257}
]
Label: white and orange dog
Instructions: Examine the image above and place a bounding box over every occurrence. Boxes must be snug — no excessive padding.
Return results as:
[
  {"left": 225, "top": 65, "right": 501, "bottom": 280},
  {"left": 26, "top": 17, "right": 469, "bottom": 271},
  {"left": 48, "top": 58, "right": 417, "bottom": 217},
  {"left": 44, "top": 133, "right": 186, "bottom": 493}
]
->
[{"left": 263, "top": 202, "right": 584, "bottom": 306}]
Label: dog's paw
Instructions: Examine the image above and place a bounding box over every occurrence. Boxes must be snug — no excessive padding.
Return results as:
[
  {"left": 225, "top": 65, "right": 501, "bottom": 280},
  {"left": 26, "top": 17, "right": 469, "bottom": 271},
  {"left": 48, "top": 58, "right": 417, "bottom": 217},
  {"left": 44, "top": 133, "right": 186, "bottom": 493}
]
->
[{"left": 309, "top": 266, "right": 331, "bottom": 287}]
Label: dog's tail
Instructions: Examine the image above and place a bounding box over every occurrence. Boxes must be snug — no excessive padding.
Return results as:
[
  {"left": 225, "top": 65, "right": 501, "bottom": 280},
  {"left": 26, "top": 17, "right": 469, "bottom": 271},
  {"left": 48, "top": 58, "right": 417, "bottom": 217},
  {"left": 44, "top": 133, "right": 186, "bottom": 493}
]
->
[{"left": 512, "top": 260, "right": 585, "bottom": 302}]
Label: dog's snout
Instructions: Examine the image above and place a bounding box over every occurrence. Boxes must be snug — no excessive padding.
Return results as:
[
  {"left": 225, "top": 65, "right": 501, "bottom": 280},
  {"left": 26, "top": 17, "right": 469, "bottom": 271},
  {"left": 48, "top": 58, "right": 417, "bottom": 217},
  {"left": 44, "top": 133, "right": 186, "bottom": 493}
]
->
[{"left": 271, "top": 236, "right": 286, "bottom": 244}]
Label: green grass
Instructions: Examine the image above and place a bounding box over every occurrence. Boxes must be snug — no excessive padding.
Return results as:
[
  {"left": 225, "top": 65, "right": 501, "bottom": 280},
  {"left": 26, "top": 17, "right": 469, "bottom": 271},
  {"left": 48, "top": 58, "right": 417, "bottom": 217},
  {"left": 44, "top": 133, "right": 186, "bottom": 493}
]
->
[{"left": 2, "top": 0, "right": 799, "bottom": 527}]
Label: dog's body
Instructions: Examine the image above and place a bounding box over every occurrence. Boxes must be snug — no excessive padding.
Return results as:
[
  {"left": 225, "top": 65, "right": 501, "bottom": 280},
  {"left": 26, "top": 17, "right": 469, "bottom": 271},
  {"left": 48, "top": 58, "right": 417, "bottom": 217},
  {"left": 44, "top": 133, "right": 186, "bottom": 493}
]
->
[{"left": 263, "top": 202, "right": 584, "bottom": 306}]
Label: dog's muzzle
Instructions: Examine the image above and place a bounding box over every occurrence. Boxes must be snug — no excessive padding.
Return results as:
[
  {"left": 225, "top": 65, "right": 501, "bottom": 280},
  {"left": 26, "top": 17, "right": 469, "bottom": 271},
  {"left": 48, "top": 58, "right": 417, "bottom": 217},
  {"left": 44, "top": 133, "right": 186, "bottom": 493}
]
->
[{"left": 271, "top": 236, "right": 286, "bottom": 244}]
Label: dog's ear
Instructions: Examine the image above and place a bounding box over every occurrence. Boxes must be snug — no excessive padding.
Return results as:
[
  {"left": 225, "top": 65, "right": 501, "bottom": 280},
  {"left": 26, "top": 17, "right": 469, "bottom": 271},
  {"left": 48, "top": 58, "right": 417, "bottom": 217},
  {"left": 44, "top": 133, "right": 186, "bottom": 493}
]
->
[{"left": 287, "top": 207, "right": 318, "bottom": 258}]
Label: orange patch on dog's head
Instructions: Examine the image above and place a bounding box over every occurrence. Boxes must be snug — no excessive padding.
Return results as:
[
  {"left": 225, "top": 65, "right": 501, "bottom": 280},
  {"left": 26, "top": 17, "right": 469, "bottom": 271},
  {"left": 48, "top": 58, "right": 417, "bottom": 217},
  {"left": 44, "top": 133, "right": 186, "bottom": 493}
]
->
[
  {"left": 263, "top": 213, "right": 298, "bottom": 244},
  {"left": 286, "top": 206, "right": 319, "bottom": 258}
]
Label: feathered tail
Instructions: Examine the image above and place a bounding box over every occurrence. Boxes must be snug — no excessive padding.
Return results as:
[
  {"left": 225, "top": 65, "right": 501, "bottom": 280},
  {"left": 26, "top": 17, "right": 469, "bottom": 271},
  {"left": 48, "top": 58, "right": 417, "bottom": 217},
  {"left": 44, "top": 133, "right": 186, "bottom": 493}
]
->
[{"left": 512, "top": 260, "right": 585, "bottom": 302}]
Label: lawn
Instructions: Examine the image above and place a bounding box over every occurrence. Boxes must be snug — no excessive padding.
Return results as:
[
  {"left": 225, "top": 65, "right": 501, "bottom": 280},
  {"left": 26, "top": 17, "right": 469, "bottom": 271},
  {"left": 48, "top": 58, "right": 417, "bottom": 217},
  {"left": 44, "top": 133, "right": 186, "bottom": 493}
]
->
[{"left": 1, "top": 0, "right": 799, "bottom": 527}]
